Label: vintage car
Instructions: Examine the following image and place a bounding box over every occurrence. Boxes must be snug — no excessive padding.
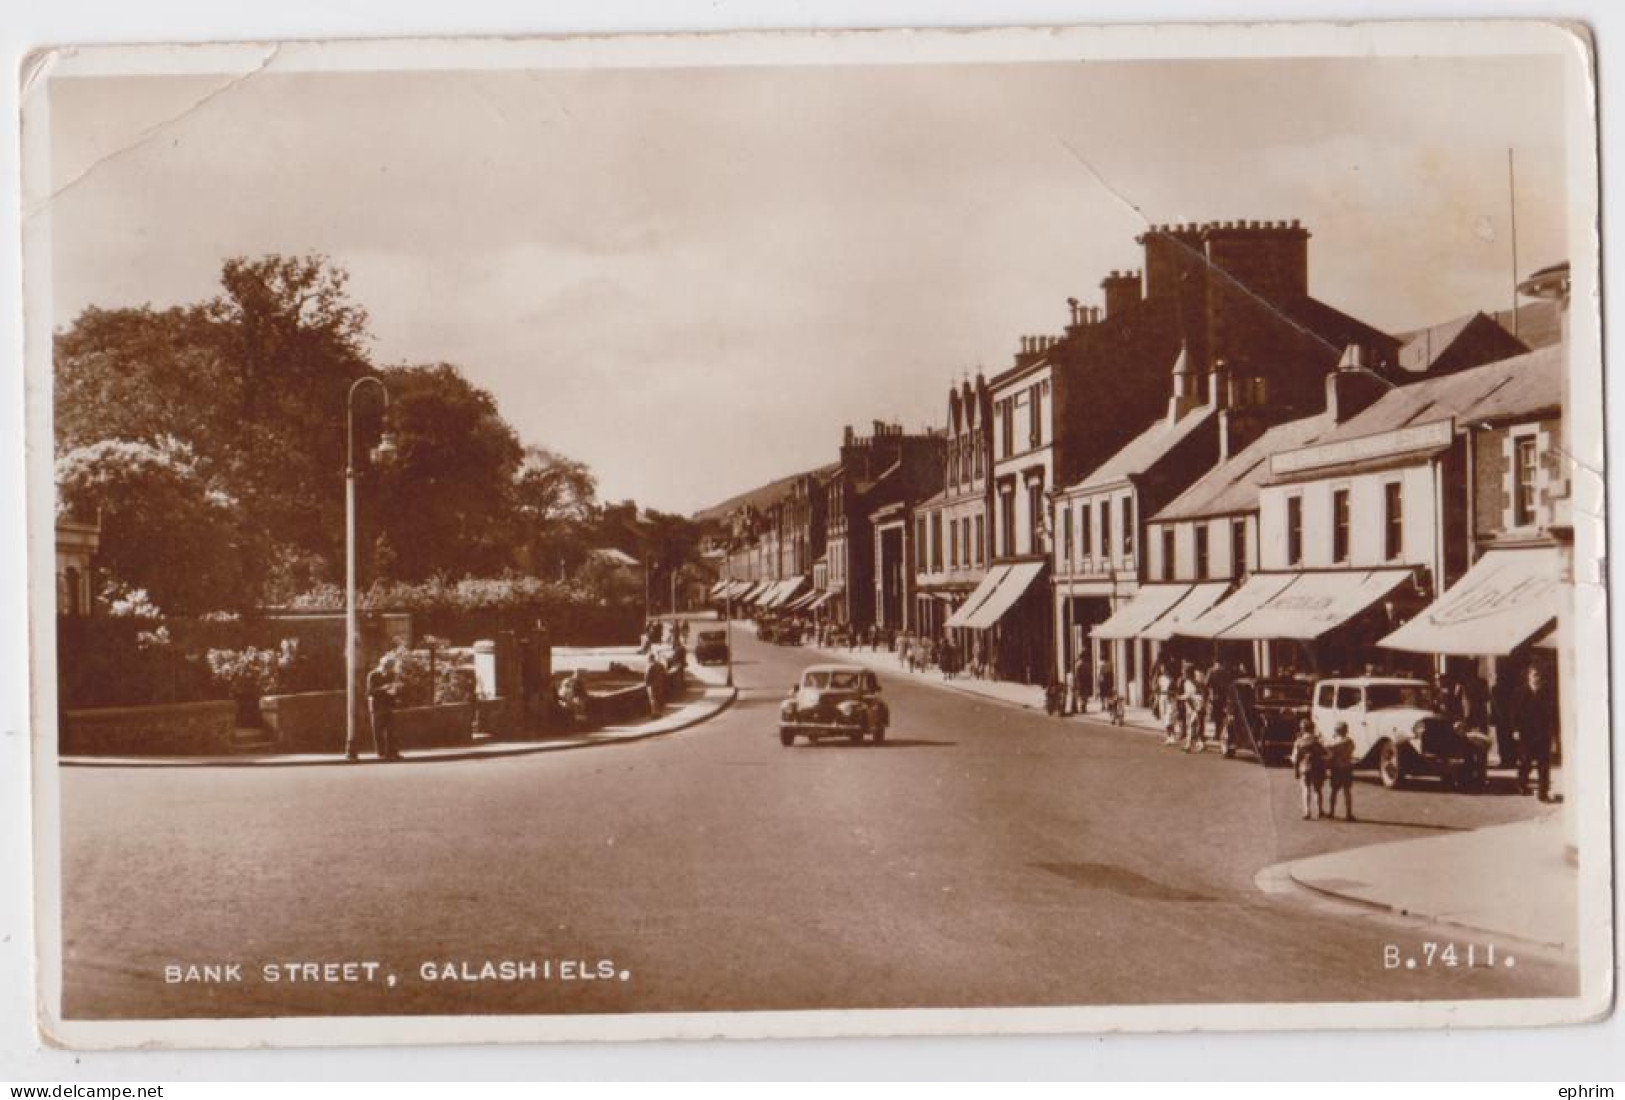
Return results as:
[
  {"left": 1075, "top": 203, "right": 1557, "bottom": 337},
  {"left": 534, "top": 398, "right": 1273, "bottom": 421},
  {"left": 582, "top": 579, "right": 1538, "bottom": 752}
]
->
[
  {"left": 1309, "top": 676, "right": 1487, "bottom": 789},
  {"left": 694, "top": 628, "right": 730, "bottom": 666},
  {"left": 779, "top": 664, "right": 890, "bottom": 746},
  {"left": 1220, "top": 676, "right": 1313, "bottom": 765}
]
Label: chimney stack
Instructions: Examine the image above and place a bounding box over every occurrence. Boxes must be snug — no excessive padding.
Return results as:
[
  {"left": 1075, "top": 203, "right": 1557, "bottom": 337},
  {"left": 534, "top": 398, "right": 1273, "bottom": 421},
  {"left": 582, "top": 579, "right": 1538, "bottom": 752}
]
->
[
  {"left": 1101, "top": 268, "right": 1142, "bottom": 318},
  {"left": 1324, "top": 345, "right": 1389, "bottom": 423}
]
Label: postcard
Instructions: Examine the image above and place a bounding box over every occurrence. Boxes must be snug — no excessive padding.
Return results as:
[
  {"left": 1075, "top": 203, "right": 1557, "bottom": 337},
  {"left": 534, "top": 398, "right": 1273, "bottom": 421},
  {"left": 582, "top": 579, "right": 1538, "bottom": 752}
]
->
[{"left": 21, "top": 19, "right": 1611, "bottom": 1048}]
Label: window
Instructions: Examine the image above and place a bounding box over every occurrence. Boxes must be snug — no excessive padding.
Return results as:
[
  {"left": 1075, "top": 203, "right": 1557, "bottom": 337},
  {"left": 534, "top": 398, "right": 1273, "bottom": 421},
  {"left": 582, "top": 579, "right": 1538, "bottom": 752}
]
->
[
  {"left": 1383, "top": 481, "right": 1404, "bottom": 561},
  {"left": 930, "top": 512, "right": 943, "bottom": 572},
  {"left": 1286, "top": 495, "right": 1304, "bottom": 566},
  {"left": 1231, "top": 518, "right": 1248, "bottom": 577},
  {"left": 973, "top": 435, "right": 983, "bottom": 479},
  {"left": 1000, "top": 489, "right": 1016, "bottom": 558},
  {"left": 1121, "top": 497, "right": 1135, "bottom": 556},
  {"left": 1194, "top": 525, "right": 1209, "bottom": 579},
  {"left": 1062, "top": 505, "right": 1074, "bottom": 564},
  {"left": 1000, "top": 401, "right": 1015, "bottom": 459},
  {"left": 1161, "top": 527, "right": 1176, "bottom": 581},
  {"left": 1332, "top": 488, "right": 1351, "bottom": 563},
  {"left": 1316, "top": 684, "right": 1335, "bottom": 708},
  {"left": 1028, "top": 383, "right": 1043, "bottom": 448},
  {"left": 915, "top": 517, "right": 926, "bottom": 572},
  {"left": 1099, "top": 501, "right": 1112, "bottom": 561},
  {"left": 949, "top": 515, "right": 959, "bottom": 568},
  {"left": 1078, "top": 505, "right": 1091, "bottom": 564},
  {"left": 1335, "top": 685, "right": 1363, "bottom": 710},
  {"left": 1027, "top": 481, "right": 1045, "bottom": 552},
  {"left": 974, "top": 514, "right": 985, "bottom": 565},
  {"left": 1513, "top": 435, "right": 1539, "bottom": 527}
]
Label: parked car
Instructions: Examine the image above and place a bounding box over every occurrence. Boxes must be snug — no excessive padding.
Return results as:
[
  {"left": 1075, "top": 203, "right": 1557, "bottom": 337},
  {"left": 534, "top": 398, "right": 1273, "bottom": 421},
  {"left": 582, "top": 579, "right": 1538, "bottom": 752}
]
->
[
  {"left": 694, "top": 629, "right": 730, "bottom": 666},
  {"left": 1309, "top": 676, "right": 1480, "bottom": 789},
  {"left": 1220, "top": 676, "right": 1313, "bottom": 765},
  {"left": 779, "top": 664, "right": 890, "bottom": 746}
]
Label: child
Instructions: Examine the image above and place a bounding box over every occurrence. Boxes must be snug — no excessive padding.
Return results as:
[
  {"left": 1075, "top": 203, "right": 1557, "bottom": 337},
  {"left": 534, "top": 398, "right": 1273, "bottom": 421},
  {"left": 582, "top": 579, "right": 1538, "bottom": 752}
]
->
[
  {"left": 1325, "top": 721, "right": 1357, "bottom": 821},
  {"left": 1290, "top": 719, "right": 1327, "bottom": 820}
]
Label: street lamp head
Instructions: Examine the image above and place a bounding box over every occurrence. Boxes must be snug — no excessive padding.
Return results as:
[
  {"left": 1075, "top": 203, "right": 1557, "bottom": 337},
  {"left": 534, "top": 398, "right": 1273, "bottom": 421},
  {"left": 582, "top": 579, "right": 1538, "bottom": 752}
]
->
[{"left": 371, "top": 430, "right": 398, "bottom": 467}]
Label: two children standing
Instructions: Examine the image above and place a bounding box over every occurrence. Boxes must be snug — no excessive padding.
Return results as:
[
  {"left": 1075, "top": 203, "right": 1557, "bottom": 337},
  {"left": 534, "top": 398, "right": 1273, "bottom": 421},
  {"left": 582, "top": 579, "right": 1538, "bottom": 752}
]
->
[{"left": 1291, "top": 719, "right": 1357, "bottom": 821}]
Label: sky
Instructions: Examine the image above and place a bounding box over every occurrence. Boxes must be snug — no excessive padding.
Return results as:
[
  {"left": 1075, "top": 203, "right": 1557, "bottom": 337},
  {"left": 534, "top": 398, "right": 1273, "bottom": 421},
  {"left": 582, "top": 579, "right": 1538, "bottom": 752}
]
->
[{"left": 43, "top": 50, "right": 1571, "bottom": 514}]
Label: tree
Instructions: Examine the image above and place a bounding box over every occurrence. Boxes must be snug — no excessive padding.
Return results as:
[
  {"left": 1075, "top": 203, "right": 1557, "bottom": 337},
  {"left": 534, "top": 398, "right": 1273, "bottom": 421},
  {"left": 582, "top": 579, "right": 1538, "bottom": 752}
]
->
[
  {"left": 639, "top": 510, "right": 704, "bottom": 614},
  {"left": 372, "top": 363, "right": 524, "bottom": 582},
  {"left": 55, "top": 438, "right": 244, "bottom": 614},
  {"left": 512, "top": 446, "right": 599, "bottom": 578}
]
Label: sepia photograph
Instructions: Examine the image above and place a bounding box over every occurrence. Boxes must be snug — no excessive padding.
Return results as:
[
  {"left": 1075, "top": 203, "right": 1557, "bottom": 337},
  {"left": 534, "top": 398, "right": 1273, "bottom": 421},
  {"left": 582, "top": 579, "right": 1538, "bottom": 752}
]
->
[{"left": 19, "top": 19, "right": 1612, "bottom": 1049}]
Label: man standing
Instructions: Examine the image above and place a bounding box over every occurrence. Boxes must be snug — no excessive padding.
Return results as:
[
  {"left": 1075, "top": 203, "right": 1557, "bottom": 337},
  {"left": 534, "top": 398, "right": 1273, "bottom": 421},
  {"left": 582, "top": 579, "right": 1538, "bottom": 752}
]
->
[
  {"left": 644, "top": 652, "right": 668, "bottom": 718},
  {"left": 1072, "top": 650, "right": 1092, "bottom": 716},
  {"left": 364, "top": 654, "right": 400, "bottom": 761},
  {"left": 1514, "top": 664, "right": 1559, "bottom": 802}
]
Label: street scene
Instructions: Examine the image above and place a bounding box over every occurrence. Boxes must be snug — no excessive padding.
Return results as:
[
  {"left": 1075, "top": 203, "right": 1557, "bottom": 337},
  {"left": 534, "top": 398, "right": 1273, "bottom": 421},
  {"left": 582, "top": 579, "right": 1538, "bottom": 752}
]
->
[{"left": 32, "top": 27, "right": 1605, "bottom": 1039}]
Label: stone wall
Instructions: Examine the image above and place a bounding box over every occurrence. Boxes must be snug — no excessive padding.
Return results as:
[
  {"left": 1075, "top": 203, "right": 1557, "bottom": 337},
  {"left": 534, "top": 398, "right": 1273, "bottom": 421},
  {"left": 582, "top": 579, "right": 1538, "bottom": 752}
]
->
[
  {"left": 260, "top": 690, "right": 481, "bottom": 753},
  {"left": 61, "top": 700, "right": 236, "bottom": 757}
]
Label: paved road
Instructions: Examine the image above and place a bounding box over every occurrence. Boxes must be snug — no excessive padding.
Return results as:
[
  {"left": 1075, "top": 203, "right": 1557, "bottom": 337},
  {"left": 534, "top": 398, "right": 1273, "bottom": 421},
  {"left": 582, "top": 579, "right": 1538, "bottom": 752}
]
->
[{"left": 59, "top": 629, "right": 1574, "bottom": 1020}]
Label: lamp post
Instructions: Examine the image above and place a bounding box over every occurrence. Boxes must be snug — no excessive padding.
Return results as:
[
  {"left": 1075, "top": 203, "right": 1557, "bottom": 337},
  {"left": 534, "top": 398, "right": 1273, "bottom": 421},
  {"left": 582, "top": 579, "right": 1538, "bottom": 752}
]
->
[
  {"left": 724, "top": 550, "right": 735, "bottom": 689},
  {"left": 345, "top": 376, "right": 390, "bottom": 760}
]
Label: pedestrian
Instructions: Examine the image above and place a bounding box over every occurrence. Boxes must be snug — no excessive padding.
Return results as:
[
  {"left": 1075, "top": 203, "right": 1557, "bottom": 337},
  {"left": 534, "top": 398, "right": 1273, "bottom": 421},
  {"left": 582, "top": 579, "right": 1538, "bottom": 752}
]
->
[
  {"left": 898, "top": 633, "right": 913, "bottom": 673},
  {"left": 1181, "top": 665, "right": 1208, "bottom": 752},
  {"left": 939, "top": 636, "right": 959, "bottom": 680},
  {"left": 1325, "top": 720, "right": 1357, "bottom": 821},
  {"left": 1207, "top": 659, "right": 1231, "bottom": 753},
  {"left": 1098, "top": 662, "right": 1118, "bottom": 725},
  {"left": 1513, "top": 665, "right": 1559, "bottom": 801},
  {"left": 644, "top": 652, "right": 668, "bottom": 718},
  {"left": 1290, "top": 718, "right": 1326, "bottom": 820},
  {"left": 1157, "top": 663, "right": 1178, "bottom": 744},
  {"left": 362, "top": 654, "right": 400, "bottom": 761},
  {"left": 1072, "top": 651, "right": 1092, "bottom": 716}
]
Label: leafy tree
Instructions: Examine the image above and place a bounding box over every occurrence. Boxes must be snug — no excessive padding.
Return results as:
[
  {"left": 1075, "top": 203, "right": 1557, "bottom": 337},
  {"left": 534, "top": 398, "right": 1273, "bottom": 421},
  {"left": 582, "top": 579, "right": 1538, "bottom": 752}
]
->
[
  {"left": 372, "top": 363, "right": 524, "bottom": 582},
  {"left": 639, "top": 509, "right": 704, "bottom": 614},
  {"left": 513, "top": 446, "right": 599, "bottom": 578},
  {"left": 55, "top": 438, "right": 244, "bottom": 614}
]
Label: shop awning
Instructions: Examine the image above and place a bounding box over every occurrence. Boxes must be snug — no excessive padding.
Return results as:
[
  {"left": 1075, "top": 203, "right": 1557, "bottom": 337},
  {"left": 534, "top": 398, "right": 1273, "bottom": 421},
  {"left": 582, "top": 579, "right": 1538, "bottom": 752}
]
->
[
  {"left": 1379, "top": 547, "right": 1565, "bottom": 657},
  {"left": 1175, "top": 572, "right": 1296, "bottom": 639},
  {"left": 1092, "top": 583, "right": 1193, "bottom": 641},
  {"left": 738, "top": 582, "right": 770, "bottom": 605},
  {"left": 784, "top": 588, "right": 821, "bottom": 612},
  {"left": 1218, "top": 568, "right": 1415, "bottom": 641},
  {"left": 1139, "top": 582, "right": 1234, "bottom": 642},
  {"left": 943, "top": 565, "right": 1010, "bottom": 629},
  {"left": 764, "top": 577, "right": 809, "bottom": 609},
  {"left": 806, "top": 586, "right": 843, "bottom": 612},
  {"left": 961, "top": 561, "right": 1047, "bottom": 630}
]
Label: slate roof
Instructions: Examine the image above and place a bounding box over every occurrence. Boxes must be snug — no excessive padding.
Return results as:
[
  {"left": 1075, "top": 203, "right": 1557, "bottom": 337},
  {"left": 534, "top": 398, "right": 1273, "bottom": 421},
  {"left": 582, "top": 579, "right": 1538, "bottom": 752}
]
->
[
  {"left": 1151, "top": 411, "right": 1338, "bottom": 522},
  {"left": 1307, "top": 343, "right": 1562, "bottom": 451},
  {"left": 1068, "top": 404, "right": 1219, "bottom": 493}
]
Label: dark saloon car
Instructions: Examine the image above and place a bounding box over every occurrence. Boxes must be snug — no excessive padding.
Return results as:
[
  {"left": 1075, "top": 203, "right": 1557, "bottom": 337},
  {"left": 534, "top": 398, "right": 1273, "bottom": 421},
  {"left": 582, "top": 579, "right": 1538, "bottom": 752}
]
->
[
  {"left": 779, "top": 664, "right": 890, "bottom": 746},
  {"left": 694, "top": 628, "right": 730, "bottom": 666},
  {"left": 1221, "top": 676, "right": 1313, "bottom": 765}
]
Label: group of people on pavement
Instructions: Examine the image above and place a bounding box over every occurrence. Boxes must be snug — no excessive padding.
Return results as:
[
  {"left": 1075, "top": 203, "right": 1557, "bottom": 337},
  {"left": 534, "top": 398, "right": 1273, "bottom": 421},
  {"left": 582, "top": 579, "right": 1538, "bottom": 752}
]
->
[{"left": 1145, "top": 655, "right": 1237, "bottom": 754}]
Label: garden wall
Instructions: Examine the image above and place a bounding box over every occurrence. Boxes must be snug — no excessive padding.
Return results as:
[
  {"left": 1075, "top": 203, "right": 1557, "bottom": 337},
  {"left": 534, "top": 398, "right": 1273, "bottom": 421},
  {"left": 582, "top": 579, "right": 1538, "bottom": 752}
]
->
[
  {"left": 61, "top": 700, "right": 236, "bottom": 757},
  {"left": 259, "top": 691, "right": 484, "bottom": 753}
]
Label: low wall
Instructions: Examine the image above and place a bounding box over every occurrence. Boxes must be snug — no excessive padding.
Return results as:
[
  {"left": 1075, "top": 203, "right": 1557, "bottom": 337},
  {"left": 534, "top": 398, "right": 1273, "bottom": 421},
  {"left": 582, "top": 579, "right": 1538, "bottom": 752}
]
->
[
  {"left": 259, "top": 691, "right": 347, "bottom": 753},
  {"left": 475, "top": 697, "right": 518, "bottom": 739},
  {"left": 261, "top": 691, "right": 481, "bottom": 753},
  {"left": 61, "top": 700, "right": 236, "bottom": 757},
  {"left": 395, "top": 702, "right": 474, "bottom": 749}
]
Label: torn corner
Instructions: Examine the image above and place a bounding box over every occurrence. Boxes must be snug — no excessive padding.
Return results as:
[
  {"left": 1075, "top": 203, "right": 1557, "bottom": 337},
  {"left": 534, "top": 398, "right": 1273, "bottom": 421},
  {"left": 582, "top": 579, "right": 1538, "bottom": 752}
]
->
[{"left": 19, "top": 46, "right": 69, "bottom": 102}]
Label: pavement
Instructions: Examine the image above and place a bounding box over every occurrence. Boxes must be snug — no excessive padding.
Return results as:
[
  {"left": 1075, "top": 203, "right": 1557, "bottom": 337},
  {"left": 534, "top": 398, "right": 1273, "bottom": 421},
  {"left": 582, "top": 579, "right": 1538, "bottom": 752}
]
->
[
  {"left": 1280, "top": 810, "right": 1577, "bottom": 953},
  {"left": 796, "top": 630, "right": 1575, "bottom": 955},
  {"left": 58, "top": 626, "right": 1577, "bottom": 1020},
  {"left": 59, "top": 649, "right": 737, "bottom": 768}
]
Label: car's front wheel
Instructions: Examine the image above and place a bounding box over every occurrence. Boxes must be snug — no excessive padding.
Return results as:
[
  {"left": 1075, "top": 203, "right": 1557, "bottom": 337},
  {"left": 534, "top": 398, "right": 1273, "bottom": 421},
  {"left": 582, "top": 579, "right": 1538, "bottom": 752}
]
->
[
  {"left": 779, "top": 727, "right": 796, "bottom": 747},
  {"left": 1377, "top": 738, "right": 1404, "bottom": 789}
]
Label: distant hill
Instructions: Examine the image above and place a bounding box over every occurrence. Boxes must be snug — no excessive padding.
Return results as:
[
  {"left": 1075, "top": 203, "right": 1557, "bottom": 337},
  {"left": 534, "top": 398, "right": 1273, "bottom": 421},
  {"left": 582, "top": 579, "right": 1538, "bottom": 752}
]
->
[{"left": 692, "top": 462, "right": 842, "bottom": 523}]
